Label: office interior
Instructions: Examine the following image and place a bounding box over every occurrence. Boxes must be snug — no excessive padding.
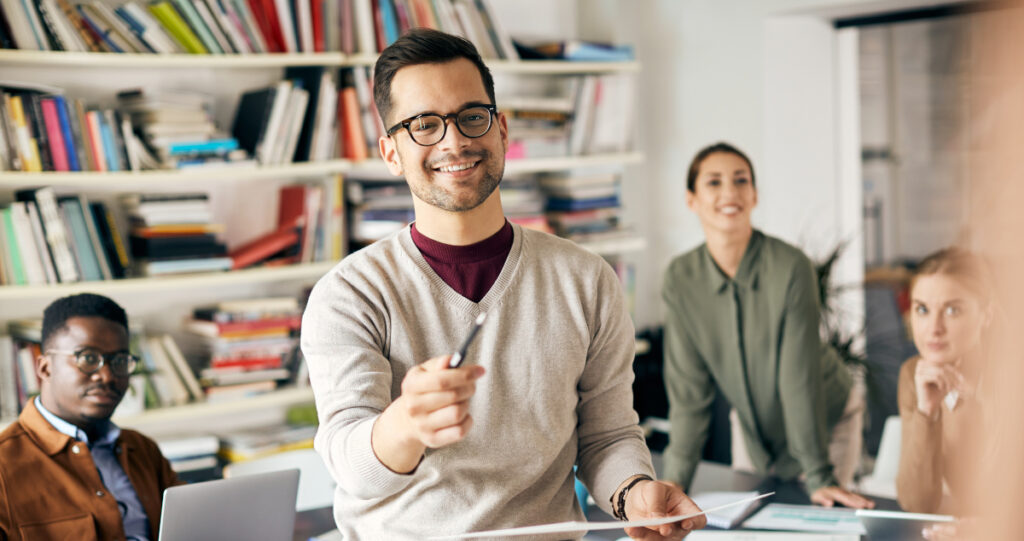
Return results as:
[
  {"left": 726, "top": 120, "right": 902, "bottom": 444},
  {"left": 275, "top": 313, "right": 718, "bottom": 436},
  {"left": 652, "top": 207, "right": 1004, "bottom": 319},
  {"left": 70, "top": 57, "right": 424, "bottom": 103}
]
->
[{"left": 2, "top": 0, "right": 1022, "bottom": 539}]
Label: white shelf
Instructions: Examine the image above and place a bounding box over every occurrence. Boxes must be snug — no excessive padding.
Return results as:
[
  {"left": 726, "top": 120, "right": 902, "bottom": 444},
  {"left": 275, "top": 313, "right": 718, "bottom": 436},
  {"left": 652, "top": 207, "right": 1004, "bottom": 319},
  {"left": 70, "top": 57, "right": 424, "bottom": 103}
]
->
[
  {"left": 0, "top": 262, "right": 335, "bottom": 300},
  {"left": 0, "top": 50, "right": 347, "bottom": 68},
  {"left": 577, "top": 235, "right": 647, "bottom": 256},
  {"left": 112, "top": 387, "right": 314, "bottom": 429},
  {"left": 0, "top": 50, "right": 640, "bottom": 73},
  {"left": 0, "top": 153, "right": 643, "bottom": 187},
  {"left": 0, "top": 160, "right": 353, "bottom": 188},
  {"left": 347, "top": 152, "right": 645, "bottom": 180}
]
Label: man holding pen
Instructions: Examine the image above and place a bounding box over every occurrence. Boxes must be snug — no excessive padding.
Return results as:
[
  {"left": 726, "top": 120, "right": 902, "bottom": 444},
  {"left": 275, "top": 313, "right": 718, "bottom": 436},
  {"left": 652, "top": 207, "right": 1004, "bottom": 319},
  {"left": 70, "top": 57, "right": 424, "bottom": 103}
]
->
[{"left": 301, "top": 29, "right": 704, "bottom": 540}]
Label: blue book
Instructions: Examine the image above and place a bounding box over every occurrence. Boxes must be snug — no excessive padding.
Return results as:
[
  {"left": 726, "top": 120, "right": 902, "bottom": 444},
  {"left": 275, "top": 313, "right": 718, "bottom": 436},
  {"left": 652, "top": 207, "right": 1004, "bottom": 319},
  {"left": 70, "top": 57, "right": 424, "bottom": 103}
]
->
[
  {"left": 562, "top": 41, "right": 634, "bottom": 62},
  {"left": 75, "top": 5, "right": 125, "bottom": 53},
  {"left": 545, "top": 196, "right": 620, "bottom": 212},
  {"left": 53, "top": 96, "right": 81, "bottom": 172},
  {"left": 58, "top": 198, "right": 104, "bottom": 281},
  {"left": 142, "top": 257, "right": 233, "bottom": 275},
  {"left": 378, "top": 0, "right": 399, "bottom": 46},
  {"left": 113, "top": 6, "right": 158, "bottom": 53},
  {"left": 167, "top": 138, "right": 239, "bottom": 156},
  {"left": 97, "top": 114, "right": 121, "bottom": 172}
]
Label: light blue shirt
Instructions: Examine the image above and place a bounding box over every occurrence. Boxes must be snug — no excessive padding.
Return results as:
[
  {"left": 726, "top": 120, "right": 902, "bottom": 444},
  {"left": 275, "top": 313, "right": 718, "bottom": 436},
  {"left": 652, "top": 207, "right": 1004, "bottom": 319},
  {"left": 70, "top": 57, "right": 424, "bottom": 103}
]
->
[{"left": 35, "top": 397, "right": 151, "bottom": 541}]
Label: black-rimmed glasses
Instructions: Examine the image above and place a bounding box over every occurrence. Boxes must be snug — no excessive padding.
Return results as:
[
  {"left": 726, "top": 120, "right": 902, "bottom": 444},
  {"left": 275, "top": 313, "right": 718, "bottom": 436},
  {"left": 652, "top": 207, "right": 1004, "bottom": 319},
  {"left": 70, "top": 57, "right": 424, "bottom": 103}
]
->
[
  {"left": 386, "top": 104, "right": 497, "bottom": 146},
  {"left": 47, "top": 349, "right": 139, "bottom": 377}
]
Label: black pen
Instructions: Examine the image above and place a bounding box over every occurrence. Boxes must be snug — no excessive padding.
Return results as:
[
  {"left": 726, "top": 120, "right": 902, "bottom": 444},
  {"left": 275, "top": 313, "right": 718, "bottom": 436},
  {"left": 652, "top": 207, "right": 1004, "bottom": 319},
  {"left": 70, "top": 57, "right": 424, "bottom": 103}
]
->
[{"left": 448, "top": 312, "right": 488, "bottom": 369}]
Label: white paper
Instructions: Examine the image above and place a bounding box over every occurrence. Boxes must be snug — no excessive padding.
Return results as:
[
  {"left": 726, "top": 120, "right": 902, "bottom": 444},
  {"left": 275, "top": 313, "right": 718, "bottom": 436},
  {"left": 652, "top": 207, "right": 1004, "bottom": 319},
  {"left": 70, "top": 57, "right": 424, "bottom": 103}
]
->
[
  {"left": 686, "top": 533, "right": 859, "bottom": 541},
  {"left": 743, "top": 503, "right": 866, "bottom": 535},
  {"left": 691, "top": 490, "right": 761, "bottom": 529},
  {"left": 428, "top": 492, "right": 774, "bottom": 539}
]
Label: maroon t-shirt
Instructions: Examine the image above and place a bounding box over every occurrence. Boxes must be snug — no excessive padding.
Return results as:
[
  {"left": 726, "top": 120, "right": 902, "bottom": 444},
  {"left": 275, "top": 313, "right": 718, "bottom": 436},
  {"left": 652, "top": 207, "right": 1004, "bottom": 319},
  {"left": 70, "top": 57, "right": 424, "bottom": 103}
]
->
[{"left": 410, "top": 220, "right": 513, "bottom": 303}]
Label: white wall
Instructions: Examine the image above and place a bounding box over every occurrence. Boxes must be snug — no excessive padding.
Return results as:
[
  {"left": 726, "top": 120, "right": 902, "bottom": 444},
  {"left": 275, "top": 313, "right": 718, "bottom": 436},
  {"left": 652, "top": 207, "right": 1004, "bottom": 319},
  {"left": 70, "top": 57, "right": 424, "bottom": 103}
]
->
[{"left": 564, "top": 0, "right": 966, "bottom": 329}]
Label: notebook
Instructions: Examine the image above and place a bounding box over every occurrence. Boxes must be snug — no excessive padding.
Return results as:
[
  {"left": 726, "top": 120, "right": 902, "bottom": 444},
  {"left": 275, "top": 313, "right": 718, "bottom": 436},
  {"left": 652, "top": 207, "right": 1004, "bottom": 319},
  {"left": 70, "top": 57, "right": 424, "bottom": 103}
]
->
[
  {"left": 691, "top": 490, "right": 763, "bottom": 529},
  {"left": 157, "top": 469, "right": 300, "bottom": 541}
]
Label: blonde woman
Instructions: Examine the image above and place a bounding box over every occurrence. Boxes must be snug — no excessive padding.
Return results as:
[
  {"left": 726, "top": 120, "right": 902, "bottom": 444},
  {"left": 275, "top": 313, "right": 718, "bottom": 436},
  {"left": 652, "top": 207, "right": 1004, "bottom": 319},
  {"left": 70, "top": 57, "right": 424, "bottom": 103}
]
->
[{"left": 898, "top": 248, "right": 992, "bottom": 516}]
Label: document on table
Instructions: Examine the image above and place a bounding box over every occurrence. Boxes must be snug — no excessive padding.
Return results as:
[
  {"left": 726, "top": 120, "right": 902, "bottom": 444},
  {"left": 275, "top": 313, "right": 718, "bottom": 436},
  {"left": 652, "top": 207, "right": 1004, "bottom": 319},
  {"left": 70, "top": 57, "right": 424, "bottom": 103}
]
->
[
  {"left": 743, "top": 503, "right": 866, "bottom": 535},
  {"left": 690, "top": 490, "right": 762, "bottom": 529},
  {"left": 428, "top": 492, "right": 774, "bottom": 539},
  {"left": 686, "top": 533, "right": 859, "bottom": 541}
]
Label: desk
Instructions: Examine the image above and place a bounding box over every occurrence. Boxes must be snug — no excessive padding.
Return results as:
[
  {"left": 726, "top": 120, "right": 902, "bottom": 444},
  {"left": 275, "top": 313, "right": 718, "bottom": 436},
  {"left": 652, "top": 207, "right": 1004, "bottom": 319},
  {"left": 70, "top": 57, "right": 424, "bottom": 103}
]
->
[{"left": 294, "top": 460, "right": 900, "bottom": 541}]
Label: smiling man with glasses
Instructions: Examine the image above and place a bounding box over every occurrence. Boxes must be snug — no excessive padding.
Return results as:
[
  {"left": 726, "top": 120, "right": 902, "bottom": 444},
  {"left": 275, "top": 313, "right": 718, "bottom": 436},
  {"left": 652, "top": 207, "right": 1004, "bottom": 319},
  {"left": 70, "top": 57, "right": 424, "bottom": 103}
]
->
[
  {"left": 0, "top": 293, "right": 180, "bottom": 541},
  {"left": 302, "top": 29, "right": 704, "bottom": 540}
]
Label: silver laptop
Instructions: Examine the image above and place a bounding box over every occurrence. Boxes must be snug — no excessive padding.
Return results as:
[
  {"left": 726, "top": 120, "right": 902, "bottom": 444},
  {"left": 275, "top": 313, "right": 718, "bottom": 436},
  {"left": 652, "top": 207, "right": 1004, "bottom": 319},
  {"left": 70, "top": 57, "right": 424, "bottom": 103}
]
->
[
  {"left": 158, "top": 469, "right": 300, "bottom": 541},
  {"left": 856, "top": 509, "right": 955, "bottom": 541}
]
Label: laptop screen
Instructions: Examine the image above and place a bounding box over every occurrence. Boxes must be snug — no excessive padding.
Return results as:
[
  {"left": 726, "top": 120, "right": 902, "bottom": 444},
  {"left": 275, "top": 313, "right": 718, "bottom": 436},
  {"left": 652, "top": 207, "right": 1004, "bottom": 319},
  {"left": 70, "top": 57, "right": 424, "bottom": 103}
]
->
[{"left": 158, "top": 469, "right": 300, "bottom": 541}]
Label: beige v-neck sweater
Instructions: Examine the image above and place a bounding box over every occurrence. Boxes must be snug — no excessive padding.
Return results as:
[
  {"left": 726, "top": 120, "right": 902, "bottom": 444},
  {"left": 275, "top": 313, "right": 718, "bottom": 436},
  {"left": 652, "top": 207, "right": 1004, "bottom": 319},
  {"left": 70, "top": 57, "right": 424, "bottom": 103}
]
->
[{"left": 301, "top": 224, "right": 653, "bottom": 540}]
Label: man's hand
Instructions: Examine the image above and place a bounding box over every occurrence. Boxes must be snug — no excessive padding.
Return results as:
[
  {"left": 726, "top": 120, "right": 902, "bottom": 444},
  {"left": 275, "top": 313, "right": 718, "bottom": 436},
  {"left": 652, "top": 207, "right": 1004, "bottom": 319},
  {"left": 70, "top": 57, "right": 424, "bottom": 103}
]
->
[
  {"left": 371, "top": 355, "right": 485, "bottom": 473},
  {"left": 622, "top": 479, "right": 706, "bottom": 540},
  {"left": 809, "top": 486, "right": 875, "bottom": 509}
]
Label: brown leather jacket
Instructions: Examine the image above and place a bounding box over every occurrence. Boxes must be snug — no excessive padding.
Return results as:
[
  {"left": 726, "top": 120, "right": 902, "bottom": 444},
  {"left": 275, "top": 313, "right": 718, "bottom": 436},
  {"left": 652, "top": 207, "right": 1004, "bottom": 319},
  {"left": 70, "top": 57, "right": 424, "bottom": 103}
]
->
[{"left": 0, "top": 400, "right": 181, "bottom": 540}]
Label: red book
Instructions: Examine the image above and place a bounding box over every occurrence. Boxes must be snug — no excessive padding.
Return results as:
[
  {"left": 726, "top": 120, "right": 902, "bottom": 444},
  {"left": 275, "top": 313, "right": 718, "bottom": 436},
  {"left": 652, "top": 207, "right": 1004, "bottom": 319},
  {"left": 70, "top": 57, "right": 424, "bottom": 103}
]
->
[
  {"left": 228, "top": 224, "right": 300, "bottom": 269},
  {"left": 210, "top": 356, "right": 285, "bottom": 370},
  {"left": 40, "top": 98, "right": 70, "bottom": 171},
  {"left": 277, "top": 184, "right": 307, "bottom": 229},
  {"left": 371, "top": 0, "right": 385, "bottom": 52},
  {"left": 310, "top": 0, "right": 324, "bottom": 52},
  {"left": 189, "top": 315, "right": 301, "bottom": 337},
  {"left": 248, "top": 0, "right": 285, "bottom": 52},
  {"left": 84, "top": 111, "right": 107, "bottom": 172},
  {"left": 339, "top": 85, "right": 368, "bottom": 160}
]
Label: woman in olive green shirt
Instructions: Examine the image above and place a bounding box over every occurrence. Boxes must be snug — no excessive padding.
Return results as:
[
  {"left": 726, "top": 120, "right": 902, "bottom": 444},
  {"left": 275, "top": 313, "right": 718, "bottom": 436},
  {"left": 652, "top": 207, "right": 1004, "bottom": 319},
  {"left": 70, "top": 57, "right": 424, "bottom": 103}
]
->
[{"left": 662, "top": 142, "right": 873, "bottom": 508}]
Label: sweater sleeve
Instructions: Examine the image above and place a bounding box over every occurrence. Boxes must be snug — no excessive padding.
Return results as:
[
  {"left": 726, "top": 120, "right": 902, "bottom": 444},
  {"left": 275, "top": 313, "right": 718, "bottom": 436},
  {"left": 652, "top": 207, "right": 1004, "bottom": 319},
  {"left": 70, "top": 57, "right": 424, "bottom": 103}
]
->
[
  {"left": 661, "top": 278, "right": 714, "bottom": 490},
  {"left": 896, "top": 357, "right": 943, "bottom": 512},
  {"left": 301, "top": 268, "right": 418, "bottom": 500},
  {"left": 574, "top": 262, "right": 655, "bottom": 515},
  {"left": 777, "top": 257, "right": 838, "bottom": 494}
]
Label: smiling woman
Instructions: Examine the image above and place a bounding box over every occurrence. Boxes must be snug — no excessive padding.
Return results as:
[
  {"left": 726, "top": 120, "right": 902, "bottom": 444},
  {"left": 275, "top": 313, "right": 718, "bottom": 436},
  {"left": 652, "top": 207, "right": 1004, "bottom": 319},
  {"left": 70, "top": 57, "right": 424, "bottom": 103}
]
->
[{"left": 661, "top": 142, "right": 874, "bottom": 510}]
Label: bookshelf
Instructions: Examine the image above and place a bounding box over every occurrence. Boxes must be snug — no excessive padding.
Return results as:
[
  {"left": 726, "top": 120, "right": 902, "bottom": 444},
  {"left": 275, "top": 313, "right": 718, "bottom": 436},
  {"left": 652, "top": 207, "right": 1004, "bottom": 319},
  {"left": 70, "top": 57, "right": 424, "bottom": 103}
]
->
[{"left": 0, "top": 0, "right": 646, "bottom": 446}]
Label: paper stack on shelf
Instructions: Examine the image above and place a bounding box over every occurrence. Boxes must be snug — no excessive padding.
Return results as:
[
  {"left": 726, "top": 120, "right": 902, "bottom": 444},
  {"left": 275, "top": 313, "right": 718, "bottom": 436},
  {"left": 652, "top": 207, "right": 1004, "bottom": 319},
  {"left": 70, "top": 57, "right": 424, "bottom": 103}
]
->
[
  {"left": 118, "top": 88, "right": 249, "bottom": 170},
  {"left": 181, "top": 297, "right": 303, "bottom": 402}
]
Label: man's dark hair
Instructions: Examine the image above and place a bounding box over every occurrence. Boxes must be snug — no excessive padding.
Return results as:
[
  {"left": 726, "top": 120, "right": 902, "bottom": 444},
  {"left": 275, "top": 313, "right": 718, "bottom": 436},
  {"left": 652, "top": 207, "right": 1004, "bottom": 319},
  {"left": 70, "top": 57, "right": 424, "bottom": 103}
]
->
[
  {"left": 42, "top": 293, "right": 128, "bottom": 348},
  {"left": 686, "top": 142, "right": 757, "bottom": 193},
  {"left": 373, "top": 28, "right": 496, "bottom": 127}
]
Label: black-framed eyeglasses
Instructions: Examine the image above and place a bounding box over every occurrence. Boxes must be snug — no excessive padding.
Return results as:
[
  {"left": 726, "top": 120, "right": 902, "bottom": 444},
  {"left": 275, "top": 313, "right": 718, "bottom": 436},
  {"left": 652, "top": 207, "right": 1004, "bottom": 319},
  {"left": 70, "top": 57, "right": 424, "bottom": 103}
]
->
[
  {"left": 47, "top": 349, "right": 139, "bottom": 377},
  {"left": 386, "top": 104, "right": 497, "bottom": 146}
]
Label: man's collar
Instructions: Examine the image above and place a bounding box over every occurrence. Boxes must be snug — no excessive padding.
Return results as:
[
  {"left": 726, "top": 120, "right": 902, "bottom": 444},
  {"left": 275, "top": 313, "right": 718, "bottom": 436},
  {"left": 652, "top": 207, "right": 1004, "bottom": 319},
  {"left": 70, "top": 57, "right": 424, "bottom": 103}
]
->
[{"left": 33, "top": 396, "right": 120, "bottom": 447}]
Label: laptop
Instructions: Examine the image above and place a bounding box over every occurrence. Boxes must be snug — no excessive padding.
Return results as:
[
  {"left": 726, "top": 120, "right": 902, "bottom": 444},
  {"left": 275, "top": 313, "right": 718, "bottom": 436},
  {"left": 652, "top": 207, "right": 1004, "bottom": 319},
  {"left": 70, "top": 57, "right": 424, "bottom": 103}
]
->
[
  {"left": 158, "top": 469, "right": 300, "bottom": 541},
  {"left": 856, "top": 509, "right": 955, "bottom": 541}
]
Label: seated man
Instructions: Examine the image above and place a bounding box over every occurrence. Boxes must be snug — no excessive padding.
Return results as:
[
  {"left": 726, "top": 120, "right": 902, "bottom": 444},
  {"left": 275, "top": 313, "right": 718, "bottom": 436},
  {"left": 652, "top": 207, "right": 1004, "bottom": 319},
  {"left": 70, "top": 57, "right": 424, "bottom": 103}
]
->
[{"left": 0, "top": 293, "right": 180, "bottom": 540}]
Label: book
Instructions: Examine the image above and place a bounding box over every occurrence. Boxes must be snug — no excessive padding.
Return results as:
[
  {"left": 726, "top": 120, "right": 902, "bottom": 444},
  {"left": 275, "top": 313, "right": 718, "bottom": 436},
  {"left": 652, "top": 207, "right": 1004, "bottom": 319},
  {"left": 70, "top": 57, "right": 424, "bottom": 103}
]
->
[
  {"left": 138, "top": 256, "right": 232, "bottom": 275},
  {"left": 149, "top": 0, "right": 209, "bottom": 54},
  {"left": 228, "top": 223, "right": 300, "bottom": 270},
  {"left": 162, "top": 334, "right": 204, "bottom": 401},
  {"left": 15, "top": 187, "right": 79, "bottom": 282},
  {"left": 145, "top": 335, "right": 191, "bottom": 406},
  {"left": 58, "top": 196, "right": 105, "bottom": 281}
]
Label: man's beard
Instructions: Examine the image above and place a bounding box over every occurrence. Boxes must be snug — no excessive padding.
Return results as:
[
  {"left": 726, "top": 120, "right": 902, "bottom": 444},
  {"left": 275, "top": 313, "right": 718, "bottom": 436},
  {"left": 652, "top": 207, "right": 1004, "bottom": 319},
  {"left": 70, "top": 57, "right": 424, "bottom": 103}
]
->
[{"left": 409, "top": 148, "right": 504, "bottom": 212}]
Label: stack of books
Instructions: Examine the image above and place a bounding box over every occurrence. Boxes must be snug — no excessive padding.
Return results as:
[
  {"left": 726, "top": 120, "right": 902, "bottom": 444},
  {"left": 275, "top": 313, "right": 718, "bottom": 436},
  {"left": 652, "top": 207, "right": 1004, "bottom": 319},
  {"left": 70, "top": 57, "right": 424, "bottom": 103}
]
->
[
  {"left": 181, "top": 297, "right": 302, "bottom": 403},
  {"left": 156, "top": 434, "right": 221, "bottom": 482},
  {"left": 346, "top": 181, "right": 414, "bottom": 247},
  {"left": 500, "top": 177, "right": 551, "bottom": 234},
  {"left": 218, "top": 422, "right": 317, "bottom": 463},
  {"left": 117, "top": 88, "right": 248, "bottom": 170},
  {"left": 123, "top": 192, "right": 231, "bottom": 276},
  {"left": 502, "top": 95, "right": 575, "bottom": 160},
  {"left": 0, "top": 0, "right": 519, "bottom": 59}
]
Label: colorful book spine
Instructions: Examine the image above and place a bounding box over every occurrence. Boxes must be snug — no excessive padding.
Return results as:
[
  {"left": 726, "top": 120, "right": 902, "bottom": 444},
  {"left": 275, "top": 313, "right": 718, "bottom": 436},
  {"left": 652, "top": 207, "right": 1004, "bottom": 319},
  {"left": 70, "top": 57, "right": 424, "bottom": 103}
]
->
[
  {"left": 39, "top": 98, "right": 70, "bottom": 172},
  {"left": 53, "top": 96, "right": 81, "bottom": 171},
  {"left": 149, "top": 1, "right": 209, "bottom": 54}
]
